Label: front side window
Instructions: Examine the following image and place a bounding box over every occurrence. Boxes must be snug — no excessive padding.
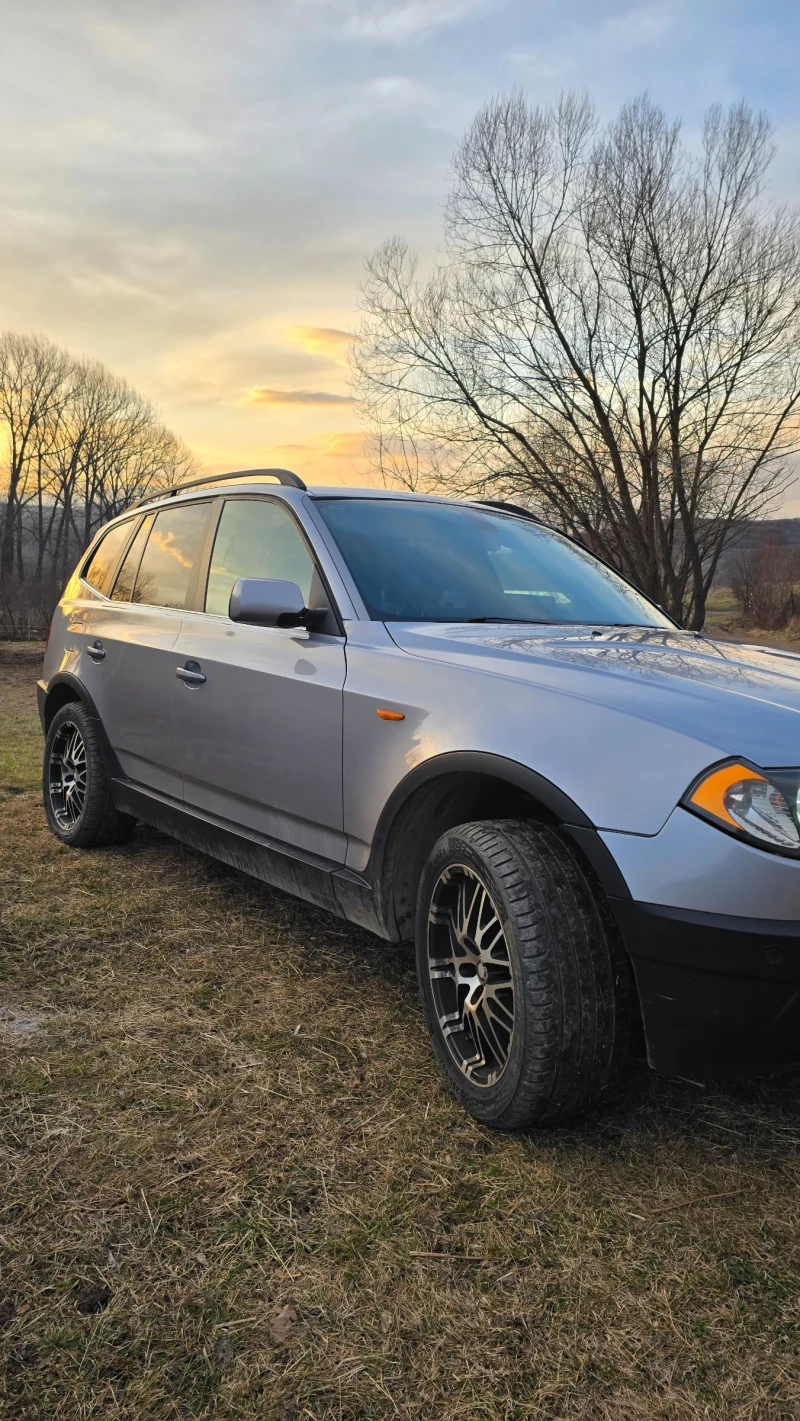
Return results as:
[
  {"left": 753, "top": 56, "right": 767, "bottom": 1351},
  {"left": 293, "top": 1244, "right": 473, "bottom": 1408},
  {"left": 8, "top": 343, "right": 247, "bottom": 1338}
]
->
[
  {"left": 82, "top": 519, "right": 135, "bottom": 596},
  {"left": 316, "top": 498, "right": 672, "bottom": 627},
  {"left": 205, "top": 498, "right": 315, "bottom": 616},
  {"left": 132, "top": 502, "right": 210, "bottom": 610}
]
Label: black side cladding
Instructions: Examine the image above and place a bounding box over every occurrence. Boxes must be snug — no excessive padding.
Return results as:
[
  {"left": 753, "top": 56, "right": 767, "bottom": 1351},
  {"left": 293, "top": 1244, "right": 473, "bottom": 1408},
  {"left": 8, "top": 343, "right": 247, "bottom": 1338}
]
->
[{"left": 110, "top": 780, "right": 386, "bottom": 934}]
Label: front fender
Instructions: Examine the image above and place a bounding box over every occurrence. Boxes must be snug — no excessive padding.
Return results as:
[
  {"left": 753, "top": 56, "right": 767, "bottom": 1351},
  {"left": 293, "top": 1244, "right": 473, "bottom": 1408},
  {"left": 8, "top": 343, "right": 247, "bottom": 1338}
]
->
[{"left": 341, "top": 639, "right": 724, "bottom": 864}]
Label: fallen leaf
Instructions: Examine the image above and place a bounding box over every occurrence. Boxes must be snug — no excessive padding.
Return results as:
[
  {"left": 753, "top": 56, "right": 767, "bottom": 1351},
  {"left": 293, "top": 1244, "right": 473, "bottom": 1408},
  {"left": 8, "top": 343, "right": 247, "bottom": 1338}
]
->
[
  {"left": 212, "top": 1331, "right": 235, "bottom": 1368},
  {"left": 75, "top": 1283, "right": 111, "bottom": 1315},
  {"left": 269, "top": 1301, "right": 299, "bottom": 1344}
]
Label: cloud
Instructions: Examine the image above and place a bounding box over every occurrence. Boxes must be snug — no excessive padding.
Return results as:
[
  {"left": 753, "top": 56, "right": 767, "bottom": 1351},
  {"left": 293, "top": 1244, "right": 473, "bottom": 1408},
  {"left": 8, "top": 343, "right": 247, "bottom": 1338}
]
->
[
  {"left": 601, "top": 5, "right": 673, "bottom": 52},
  {"left": 286, "top": 325, "right": 356, "bottom": 360},
  {"left": 321, "top": 431, "right": 369, "bottom": 458},
  {"left": 242, "top": 387, "right": 356, "bottom": 407},
  {"left": 345, "top": 0, "right": 484, "bottom": 43},
  {"left": 512, "top": 4, "right": 674, "bottom": 82}
]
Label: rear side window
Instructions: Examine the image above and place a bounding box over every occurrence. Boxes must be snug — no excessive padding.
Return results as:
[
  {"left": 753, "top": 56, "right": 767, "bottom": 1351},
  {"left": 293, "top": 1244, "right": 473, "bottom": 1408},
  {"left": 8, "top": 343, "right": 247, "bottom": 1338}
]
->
[
  {"left": 82, "top": 519, "right": 134, "bottom": 596},
  {"left": 205, "top": 498, "right": 315, "bottom": 616},
  {"left": 132, "top": 502, "right": 210, "bottom": 610},
  {"left": 112, "top": 515, "right": 153, "bottom": 602}
]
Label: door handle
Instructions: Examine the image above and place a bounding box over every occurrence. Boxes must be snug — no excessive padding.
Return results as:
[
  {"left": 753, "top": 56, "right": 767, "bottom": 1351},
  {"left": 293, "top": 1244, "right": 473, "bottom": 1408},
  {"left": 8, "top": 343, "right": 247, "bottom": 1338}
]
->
[
  {"left": 87, "top": 641, "right": 106, "bottom": 661},
  {"left": 175, "top": 662, "right": 206, "bottom": 686}
]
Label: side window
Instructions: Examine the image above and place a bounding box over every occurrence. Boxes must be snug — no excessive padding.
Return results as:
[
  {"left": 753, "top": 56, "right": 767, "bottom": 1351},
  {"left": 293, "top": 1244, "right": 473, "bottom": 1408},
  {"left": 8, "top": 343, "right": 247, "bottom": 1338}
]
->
[
  {"left": 111, "top": 514, "right": 153, "bottom": 602},
  {"left": 132, "top": 502, "right": 211, "bottom": 610},
  {"left": 205, "top": 499, "right": 315, "bottom": 617},
  {"left": 82, "top": 519, "right": 135, "bottom": 596}
]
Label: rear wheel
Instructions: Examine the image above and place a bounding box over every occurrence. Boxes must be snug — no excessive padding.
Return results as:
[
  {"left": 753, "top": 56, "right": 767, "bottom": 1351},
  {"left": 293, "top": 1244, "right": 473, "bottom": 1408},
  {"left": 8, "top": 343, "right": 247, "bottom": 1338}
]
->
[
  {"left": 415, "top": 819, "right": 632, "bottom": 1128},
  {"left": 43, "top": 702, "right": 135, "bottom": 848}
]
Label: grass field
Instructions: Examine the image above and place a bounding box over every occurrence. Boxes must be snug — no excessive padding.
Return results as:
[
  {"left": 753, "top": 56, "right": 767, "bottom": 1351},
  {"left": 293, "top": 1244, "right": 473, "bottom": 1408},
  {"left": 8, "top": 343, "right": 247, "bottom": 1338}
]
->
[{"left": 2, "top": 641, "right": 800, "bottom": 1420}]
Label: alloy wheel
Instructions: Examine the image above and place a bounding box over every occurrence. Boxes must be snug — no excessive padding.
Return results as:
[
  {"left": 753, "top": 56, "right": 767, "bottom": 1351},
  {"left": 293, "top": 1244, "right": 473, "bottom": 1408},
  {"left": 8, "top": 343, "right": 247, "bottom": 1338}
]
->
[
  {"left": 426, "top": 864, "right": 515, "bottom": 1087},
  {"left": 48, "top": 719, "right": 88, "bottom": 831}
]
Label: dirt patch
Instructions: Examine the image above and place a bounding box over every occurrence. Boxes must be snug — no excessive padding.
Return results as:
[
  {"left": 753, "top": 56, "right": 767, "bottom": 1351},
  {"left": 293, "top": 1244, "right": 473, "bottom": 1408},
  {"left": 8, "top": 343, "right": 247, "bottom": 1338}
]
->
[{"left": 0, "top": 1004, "right": 46, "bottom": 1039}]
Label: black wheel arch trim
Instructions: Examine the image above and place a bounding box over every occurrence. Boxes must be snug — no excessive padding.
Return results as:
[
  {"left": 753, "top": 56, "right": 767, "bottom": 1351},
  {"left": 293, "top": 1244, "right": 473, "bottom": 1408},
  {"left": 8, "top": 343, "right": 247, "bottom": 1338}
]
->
[
  {"left": 368, "top": 750, "right": 631, "bottom": 908},
  {"left": 41, "top": 674, "right": 125, "bottom": 780}
]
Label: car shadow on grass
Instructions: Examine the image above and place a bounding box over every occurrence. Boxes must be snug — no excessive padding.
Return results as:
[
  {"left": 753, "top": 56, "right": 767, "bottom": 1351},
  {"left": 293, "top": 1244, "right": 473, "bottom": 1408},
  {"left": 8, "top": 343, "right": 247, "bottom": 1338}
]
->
[{"left": 126, "top": 822, "right": 800, "bottom": 1176}]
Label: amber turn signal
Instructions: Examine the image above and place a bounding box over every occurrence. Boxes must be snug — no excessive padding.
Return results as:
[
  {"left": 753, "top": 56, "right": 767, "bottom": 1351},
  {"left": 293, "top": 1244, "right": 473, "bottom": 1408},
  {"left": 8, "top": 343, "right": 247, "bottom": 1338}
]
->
[
  {"left": 376, "top": 707, "right": 405, "bottom": 721},
  {"left": 687, "top": 761, "right": 766, "bottom": 827},
  {"left": 683, "top": 758, "right": 800, "bottom": 854}
]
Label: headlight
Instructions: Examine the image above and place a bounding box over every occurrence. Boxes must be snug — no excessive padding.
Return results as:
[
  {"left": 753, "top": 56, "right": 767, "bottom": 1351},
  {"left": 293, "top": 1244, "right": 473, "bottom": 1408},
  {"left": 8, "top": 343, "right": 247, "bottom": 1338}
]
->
[{"left": 683, "top": 760, "right": 800, "bottom": 855}]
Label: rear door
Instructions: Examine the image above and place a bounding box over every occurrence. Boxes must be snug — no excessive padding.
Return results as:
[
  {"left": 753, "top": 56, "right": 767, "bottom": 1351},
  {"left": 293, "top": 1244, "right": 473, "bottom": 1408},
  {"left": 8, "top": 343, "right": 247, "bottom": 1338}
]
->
[
  {"left": 81, "top": 499, "right": 213, "bottom": 798},
  {"left": 171, "top": 495, "right": 347, "bottom": 861}
]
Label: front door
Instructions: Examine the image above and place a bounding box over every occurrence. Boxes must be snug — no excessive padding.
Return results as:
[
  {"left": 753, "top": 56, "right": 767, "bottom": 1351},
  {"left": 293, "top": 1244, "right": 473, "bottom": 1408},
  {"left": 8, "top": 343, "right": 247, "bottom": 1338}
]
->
[{"left": 171, "top": 496, "right": 347, "bottom": 862}]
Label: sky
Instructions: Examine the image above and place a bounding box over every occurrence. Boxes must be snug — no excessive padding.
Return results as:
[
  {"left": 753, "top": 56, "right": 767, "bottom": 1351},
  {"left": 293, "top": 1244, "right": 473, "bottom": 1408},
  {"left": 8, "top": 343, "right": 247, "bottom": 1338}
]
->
[{"left": 1, "top": 0, "right": 799, "bottom": 490}]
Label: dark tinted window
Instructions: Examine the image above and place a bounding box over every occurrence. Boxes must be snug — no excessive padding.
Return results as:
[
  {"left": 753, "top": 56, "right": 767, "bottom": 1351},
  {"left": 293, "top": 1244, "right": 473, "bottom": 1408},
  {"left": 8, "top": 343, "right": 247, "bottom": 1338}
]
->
[
  {"left": 82, "top": 519, "right": 134, "bottom": 596},
  {"left": 205, "top": 498, "right": 315, "bottom": 616},
  {"left": 111, "top": 515, "right": 153, "bottom": 602},
  {"left": 317, "top": 499, "right": 671, "bottom": 627},
  {"left": 132, "top": 503, "right": 210, "bottom": 610}
]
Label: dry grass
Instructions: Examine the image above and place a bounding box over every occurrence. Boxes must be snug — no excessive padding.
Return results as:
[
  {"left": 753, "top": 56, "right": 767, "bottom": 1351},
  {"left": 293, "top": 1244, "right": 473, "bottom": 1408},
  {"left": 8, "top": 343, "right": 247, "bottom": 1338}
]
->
[
  {"left": 703, "top": 589, "right": 800, "bottom": 650},
  {"left": 2, "top": 642, "right": 800, "bottom": 1420}
]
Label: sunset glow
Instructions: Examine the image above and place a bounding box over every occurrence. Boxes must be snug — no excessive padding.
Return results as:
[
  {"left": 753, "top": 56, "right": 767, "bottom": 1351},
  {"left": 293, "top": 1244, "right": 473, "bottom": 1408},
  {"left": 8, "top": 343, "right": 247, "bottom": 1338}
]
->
[{"left": 0, "top": 2, "right": 798, "bottom": 495}]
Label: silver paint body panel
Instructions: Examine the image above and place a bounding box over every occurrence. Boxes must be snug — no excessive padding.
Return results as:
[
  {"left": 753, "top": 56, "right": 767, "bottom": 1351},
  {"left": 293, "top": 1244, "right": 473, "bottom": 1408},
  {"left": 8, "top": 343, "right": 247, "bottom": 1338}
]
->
[
  {"left": 600, "top": 810, "right": 800, "bottom": 919},
  {"left": 172, "top": 611, "right": 347, "bottom": 860}
]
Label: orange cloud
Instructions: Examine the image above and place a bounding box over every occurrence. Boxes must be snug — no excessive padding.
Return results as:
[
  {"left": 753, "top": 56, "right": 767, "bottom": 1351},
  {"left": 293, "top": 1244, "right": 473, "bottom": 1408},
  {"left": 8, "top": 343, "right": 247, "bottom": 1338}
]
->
[
  {"left": 321, "top": 431, "right": 368, "bottom": 459},
  {"left": 242, "top": 387, "right": 355, "bottom": 407},
  {"left": 286, "top": 325, "right": 356, "bottom": 361}
]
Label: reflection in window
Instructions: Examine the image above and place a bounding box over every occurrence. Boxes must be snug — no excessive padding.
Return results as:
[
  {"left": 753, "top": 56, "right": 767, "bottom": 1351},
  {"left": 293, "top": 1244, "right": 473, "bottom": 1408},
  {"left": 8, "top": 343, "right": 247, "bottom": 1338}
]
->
[
  {"left": 132, "top": 503, "right": 210, "bottom": 610},
  {"left": 317, "top": 499, "right": 672, "bottom": 627},
  {"left": 111, "top": 515, "right": 153, "bottom": 602},
  {"left": 205, "top": 499, "right": 314, "bottom": 617},
  {"left": 83, "top": 519, "right": 134, "bottom": 596}
]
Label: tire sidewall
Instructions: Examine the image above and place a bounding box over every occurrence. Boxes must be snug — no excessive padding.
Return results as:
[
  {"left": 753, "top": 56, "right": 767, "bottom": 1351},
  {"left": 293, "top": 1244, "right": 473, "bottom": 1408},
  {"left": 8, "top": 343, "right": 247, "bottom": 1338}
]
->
[{"left": 415, "top": 827, "right": 533, "bottom": 1124}]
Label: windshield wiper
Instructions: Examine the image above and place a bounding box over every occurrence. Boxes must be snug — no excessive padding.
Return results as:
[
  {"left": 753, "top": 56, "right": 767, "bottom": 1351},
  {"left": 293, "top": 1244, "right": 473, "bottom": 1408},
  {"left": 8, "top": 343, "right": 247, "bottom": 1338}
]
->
[{"left": 466, "top": 616, "right": 554, "bottom": 624}]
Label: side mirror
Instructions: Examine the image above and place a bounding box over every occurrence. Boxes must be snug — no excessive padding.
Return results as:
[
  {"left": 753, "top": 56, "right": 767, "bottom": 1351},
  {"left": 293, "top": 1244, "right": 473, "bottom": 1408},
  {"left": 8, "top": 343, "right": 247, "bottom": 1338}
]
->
[{"left": 228, "top": 578, "right": 325, "bottom": 629}]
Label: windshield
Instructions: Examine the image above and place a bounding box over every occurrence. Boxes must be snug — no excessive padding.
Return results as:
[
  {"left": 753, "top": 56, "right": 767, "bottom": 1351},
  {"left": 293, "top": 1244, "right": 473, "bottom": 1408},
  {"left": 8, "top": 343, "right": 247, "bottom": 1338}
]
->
[{"left": 316, "top": 498, "right": 672, "bottom": 628}]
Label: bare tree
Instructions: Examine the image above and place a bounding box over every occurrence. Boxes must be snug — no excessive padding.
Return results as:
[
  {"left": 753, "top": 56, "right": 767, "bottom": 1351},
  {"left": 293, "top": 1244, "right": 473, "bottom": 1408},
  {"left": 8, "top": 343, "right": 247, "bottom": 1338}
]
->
[
  {"left": 731, "top": 528, "right": 800, "bottom": 629},
  {"left": 0, "top": 333, "right": 71, "bottom": 580},
  {"left": 0, "top": 332, "right": 196, "bottom": 631},
  {"left": 353, "top": 94, "right": 800, "bottom": 627}
]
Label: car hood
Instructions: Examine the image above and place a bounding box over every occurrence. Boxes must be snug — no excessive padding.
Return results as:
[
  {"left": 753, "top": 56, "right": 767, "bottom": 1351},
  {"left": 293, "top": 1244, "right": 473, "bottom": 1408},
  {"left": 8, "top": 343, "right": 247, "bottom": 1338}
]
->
[{"left": 386, "top": 622, "right": 800, "bottom": 767}]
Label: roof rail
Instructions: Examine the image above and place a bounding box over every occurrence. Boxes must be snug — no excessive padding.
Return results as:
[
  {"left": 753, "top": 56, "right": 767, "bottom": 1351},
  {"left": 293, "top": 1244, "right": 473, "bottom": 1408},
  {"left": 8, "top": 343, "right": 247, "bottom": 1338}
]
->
[
  {"left": 131, "top": 467, "right": 307, "bottom": 509},
  {"left": 477, "top": 498, "right": 542, "bottom": 523}
]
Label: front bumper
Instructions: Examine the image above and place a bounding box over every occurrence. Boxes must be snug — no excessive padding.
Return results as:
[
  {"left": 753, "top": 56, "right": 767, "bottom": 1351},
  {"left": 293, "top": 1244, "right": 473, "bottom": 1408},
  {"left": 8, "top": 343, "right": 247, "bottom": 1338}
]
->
[
  {"left": 613, "top": 899, "right": 800, "bottom": 1077},
  {"left": 36, "top": 679, "right": 47, "bottom": 732}
]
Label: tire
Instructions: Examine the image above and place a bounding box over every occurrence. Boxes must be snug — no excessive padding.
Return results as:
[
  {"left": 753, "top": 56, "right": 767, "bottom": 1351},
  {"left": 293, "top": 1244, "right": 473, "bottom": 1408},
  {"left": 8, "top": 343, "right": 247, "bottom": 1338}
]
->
[
  {"left": 415, "top": 819, "right": 633, "bottom": 1129},
  {"left": 43, "top": 701, "right": 135, "bottom": 848}
]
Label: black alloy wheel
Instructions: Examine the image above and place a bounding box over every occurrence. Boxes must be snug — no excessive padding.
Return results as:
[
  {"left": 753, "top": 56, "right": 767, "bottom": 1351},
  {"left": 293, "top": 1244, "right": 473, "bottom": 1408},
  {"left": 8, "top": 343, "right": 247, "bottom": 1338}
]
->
[
  {"left": 426, "top": 863, "right": 515, "bottom": 1088},
  {"left": 47, "top": 717, "right": 88, "bottom": 832}
]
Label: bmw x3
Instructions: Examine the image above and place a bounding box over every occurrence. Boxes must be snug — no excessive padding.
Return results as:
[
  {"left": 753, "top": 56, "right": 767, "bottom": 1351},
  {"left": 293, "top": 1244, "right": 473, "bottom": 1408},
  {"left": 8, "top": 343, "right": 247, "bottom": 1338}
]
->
[{"left": 37, "top": 469, "right": 800, "bottom": 1127}]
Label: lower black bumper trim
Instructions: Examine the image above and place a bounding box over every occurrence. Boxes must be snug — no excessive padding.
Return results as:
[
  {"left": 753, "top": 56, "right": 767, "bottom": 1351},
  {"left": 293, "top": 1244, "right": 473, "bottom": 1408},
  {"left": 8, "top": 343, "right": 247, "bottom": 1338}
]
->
[{"left": 611, "top": 899, "right": 800, "bottom": 1078}]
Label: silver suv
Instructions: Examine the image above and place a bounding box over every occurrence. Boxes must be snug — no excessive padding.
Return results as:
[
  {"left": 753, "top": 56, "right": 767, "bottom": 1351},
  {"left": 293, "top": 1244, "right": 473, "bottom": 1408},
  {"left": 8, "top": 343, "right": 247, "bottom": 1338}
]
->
[{"left": 38, "top": 470, "right": 800, "bottom": 1126}]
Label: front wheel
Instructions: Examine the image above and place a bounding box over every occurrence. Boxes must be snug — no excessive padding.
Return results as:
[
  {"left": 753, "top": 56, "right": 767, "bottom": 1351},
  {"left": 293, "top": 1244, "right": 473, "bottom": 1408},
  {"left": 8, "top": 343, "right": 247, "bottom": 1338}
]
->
[
  {"left": 415, "top": 820, "right": 632, "bottom": 1128},
  {"left": 43, "top": 702, "right": 135, "bottom": 848}
]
